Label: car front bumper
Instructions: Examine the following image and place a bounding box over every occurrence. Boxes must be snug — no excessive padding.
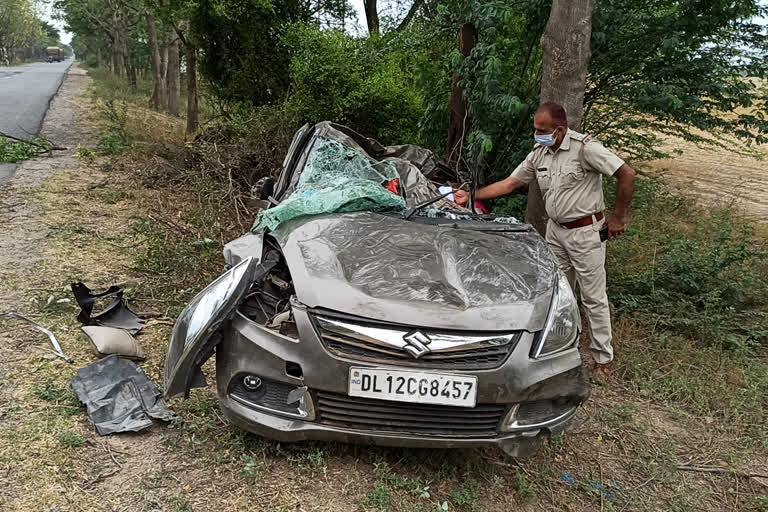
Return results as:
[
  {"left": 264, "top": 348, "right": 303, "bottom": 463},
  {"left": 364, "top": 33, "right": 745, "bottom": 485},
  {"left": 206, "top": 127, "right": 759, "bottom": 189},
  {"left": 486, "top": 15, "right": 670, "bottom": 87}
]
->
[
  {"left": 215, "top": 306, "right": 590, "bottom": 456},
  {"left": 219, "top": 391, "right": 579, "bottom": 457}
]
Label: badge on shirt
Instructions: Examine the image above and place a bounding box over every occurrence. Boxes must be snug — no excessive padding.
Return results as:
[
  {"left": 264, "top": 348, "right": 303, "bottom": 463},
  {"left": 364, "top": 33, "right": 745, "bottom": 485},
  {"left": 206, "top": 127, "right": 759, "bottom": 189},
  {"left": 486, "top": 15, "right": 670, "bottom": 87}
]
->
[{"left": 537, "top": 167, "right": 548, "bottom": 173}]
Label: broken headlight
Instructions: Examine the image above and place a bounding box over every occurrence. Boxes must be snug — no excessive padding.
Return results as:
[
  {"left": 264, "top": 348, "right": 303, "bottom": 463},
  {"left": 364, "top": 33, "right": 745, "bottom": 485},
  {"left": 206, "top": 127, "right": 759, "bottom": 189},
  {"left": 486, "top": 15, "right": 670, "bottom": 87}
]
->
[{"left": 532, "top": 273, "right": 579, "bottom": 358}]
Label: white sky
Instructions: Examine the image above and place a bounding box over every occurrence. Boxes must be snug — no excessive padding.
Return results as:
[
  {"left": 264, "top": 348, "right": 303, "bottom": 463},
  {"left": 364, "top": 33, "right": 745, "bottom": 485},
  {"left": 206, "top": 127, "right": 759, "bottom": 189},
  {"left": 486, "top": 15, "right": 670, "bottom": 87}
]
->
[{"left": 41, "top": 1, "right": 72, "bottom": 45}]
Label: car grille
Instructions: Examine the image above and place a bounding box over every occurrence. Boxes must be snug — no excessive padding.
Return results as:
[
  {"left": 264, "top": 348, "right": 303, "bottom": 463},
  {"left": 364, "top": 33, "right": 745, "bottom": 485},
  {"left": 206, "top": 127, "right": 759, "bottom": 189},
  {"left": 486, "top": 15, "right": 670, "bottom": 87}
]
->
[
  {"left": 315, "top": 322, "right": 520, "bottom": 370},
  {"left": 316, "top": 391, "right": 505, "bottom": 438}
]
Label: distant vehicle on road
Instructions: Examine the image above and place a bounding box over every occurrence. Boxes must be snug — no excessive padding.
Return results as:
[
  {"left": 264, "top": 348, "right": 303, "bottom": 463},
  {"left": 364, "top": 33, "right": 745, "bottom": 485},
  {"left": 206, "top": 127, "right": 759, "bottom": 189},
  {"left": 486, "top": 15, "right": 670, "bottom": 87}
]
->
[{"left": 46, "top": 47, "right": 64, "bottom": 63}]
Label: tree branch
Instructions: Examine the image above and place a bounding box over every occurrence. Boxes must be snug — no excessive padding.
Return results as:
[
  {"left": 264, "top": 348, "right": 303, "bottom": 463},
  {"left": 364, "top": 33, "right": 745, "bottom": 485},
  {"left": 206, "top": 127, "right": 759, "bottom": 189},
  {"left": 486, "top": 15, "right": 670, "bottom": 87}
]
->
[
  {"left": 0, "top": 132, "right": 66, "bottom": 152},
  {"left": 396, "top": 0, "right": 425, "bottom": 32}
]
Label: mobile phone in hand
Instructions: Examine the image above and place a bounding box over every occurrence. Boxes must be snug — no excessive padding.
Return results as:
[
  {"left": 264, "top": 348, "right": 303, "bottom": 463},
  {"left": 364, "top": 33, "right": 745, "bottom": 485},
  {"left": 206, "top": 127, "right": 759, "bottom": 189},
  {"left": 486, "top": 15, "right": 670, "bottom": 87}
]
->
[{"left": 599, "top": 225, "right": 609, "bottom": 242}]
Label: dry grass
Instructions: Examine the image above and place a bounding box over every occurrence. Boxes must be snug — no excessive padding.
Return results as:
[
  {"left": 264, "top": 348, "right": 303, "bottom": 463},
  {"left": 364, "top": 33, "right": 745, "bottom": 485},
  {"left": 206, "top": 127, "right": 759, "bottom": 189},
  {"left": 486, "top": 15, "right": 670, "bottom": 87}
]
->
[{"left": 645, "top": 132, "right": 768, "bottom": 222}]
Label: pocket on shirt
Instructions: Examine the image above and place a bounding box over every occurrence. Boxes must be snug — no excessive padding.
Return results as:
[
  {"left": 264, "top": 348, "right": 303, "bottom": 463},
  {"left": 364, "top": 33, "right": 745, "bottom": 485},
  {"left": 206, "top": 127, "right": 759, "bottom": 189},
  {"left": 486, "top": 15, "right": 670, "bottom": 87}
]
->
[
  {"left": 537, "top": 169, "right": 552, "bottom": 191},
  {"left": 560, "top": 165, "right": 586, "bottom": 188}
]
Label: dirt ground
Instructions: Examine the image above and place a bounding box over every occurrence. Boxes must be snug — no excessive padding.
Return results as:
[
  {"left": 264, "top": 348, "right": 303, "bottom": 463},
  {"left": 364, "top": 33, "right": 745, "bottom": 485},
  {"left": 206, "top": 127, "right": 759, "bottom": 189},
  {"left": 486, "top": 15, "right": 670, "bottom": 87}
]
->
[{"left": 0, "top": 66, "right": 766, "bottom": 512}]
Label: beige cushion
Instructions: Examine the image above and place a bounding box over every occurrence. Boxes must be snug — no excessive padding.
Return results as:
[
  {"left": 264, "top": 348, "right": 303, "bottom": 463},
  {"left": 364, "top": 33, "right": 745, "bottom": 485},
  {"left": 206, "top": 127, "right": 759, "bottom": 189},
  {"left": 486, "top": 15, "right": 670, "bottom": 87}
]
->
[{"left": 81, "top": 326, "right": 145, "bottom": 360}]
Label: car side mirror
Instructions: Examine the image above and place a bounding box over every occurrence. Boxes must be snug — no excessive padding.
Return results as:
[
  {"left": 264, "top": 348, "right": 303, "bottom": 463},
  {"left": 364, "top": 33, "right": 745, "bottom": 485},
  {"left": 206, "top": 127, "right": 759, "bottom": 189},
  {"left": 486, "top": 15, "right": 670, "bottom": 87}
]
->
[{"left": 255, "top": 177, "right": 275, "bottom": 201}]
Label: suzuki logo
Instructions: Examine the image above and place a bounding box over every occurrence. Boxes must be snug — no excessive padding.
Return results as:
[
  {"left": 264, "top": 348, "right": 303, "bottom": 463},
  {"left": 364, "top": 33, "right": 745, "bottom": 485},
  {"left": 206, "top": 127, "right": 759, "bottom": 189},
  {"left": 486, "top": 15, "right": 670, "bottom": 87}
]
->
[{"left": 403, "top": 331, "right": 432, "bottom": 358}]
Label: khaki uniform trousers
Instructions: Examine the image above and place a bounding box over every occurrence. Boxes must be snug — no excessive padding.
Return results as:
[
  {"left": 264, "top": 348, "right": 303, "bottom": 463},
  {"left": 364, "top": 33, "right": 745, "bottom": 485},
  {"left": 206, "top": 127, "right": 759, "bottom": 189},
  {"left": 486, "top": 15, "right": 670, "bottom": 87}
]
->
[{"left": 546, "top": 218, "right": 613, "bottom": 364}]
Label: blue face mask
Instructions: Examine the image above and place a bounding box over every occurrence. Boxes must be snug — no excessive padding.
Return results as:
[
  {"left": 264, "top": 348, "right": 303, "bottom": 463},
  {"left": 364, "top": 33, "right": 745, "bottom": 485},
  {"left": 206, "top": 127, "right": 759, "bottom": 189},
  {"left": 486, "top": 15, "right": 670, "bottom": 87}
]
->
[{"left": 534, "top": 128, "right": 560, "bottom": 147}]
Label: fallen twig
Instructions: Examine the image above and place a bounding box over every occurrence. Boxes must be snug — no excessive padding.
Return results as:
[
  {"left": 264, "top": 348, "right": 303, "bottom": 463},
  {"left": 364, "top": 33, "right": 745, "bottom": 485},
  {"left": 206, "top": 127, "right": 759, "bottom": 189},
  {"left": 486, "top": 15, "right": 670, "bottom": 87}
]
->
[
  {"left": 86, "top": 468, "right": 121, "bottom": 486},
  {"left": 0, "top": 130, "right": 67, "bottom": 152},
  {"left": 677, "top": 465, "right": 768, "bottom": 480},
  {"left": 104, "top": 441, "right": 122, "bottom": 468}
]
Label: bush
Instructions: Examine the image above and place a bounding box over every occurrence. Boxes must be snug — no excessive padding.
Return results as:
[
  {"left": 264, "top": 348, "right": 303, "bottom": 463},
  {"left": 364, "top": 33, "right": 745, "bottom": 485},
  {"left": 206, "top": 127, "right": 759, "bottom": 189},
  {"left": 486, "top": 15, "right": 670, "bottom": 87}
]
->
[
  {"left": 606, "top": 178, "right": 768, "bottom": 352},
  {"left": 283, "top": 25, "right": 425, "bottom": 144}
]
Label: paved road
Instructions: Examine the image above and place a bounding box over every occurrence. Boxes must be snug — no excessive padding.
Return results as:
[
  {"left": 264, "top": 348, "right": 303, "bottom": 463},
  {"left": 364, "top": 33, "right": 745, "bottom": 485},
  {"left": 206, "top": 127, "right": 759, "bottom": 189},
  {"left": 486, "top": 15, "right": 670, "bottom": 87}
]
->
[{"left": 0, "top": 59, "right": 73, "bottom": 180}]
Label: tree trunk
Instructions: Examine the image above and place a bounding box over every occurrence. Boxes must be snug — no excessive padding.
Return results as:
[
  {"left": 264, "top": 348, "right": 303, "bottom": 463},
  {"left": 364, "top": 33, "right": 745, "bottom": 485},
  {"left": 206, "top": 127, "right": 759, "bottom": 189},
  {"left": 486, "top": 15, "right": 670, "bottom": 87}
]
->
[
  {"left": 147, "top": 14, "right": 167, "bottom": 110},
  {"left": 166, "top": 36, "right": 181, "bottom": 116},
  {"left": 525, "top": 0, "right": 595, "bottom": 236},
  {"left": 185, "top": 43, "right": 199, "bottom": 135},
  {"left": 128, "top": 64, "right": 137, "bottom": 88},
  {"left": 445, "top": 23, "right": 477, "bottom": 171},
  {"left": 363, "top": 0, "right": 380, "bottom": 35},
  {"left": 123, "top": 35, "right": 133, "bottom": 85},
  {"left": 112, "top": 27, "right": 125, "bottom": 77}
]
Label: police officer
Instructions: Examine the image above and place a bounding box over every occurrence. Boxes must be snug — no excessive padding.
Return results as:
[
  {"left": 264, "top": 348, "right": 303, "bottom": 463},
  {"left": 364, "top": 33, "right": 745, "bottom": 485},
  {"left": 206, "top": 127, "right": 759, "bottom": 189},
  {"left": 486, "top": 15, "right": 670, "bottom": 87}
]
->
[{"left": 454, "top": 102, "right": 636, "bottom": 383}]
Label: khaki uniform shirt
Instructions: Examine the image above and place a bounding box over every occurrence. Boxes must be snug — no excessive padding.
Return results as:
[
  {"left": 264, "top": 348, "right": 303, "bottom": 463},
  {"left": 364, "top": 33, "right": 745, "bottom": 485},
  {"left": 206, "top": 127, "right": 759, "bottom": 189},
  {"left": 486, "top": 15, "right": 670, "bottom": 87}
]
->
[{"left": 511, "top": 130, "right": 625, "bottom": 224}]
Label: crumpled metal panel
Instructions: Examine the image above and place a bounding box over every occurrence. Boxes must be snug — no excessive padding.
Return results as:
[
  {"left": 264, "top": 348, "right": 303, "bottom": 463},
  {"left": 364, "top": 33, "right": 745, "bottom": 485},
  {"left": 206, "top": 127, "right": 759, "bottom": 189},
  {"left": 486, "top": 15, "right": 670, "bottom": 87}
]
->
[
  {"left": 223, "top": 231, "right": 263, "bottom": 266},
  {"left": 273, "top": 212, "right": 555, "bottom": 331},
  {"left": 277, "top": 122, "right": 462, "bottom": 211},
  {"left": 72, "top": 355, "right": 175, "bottom": 435}
]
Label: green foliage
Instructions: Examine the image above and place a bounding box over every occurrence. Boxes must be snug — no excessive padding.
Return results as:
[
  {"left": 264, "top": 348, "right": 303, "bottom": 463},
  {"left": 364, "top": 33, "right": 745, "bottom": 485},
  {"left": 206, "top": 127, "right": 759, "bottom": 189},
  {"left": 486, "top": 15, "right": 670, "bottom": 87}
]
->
[
  {"left": 489, "top": 194, "right": 527, "bottom": 219},
  {"left": 746, "top": 495, "right": 768, "bottom": 511},
  {"left": 168, "top": 496, "right": 194, "bottom": 512},
  {"left": 284, "top": 25, "right": 425, "bottom": 144},
  {"left": 420, "top": 0, "right": 550, "bottom": 182},
  {"left": 132, "top": 217, "right": 219, "bottom": 279},
  {"left": 586, "top": 0, "right": 768, "bottom": 160},
  {"left": 421, "top": 0, "right": 767, "bottom": 185},
  {"left": 0, "top": 0, "right": 48, "bottom": 64},
  {"left": 241, "top": 454, "right": 266, "bottom": 481},
  {"left": 57, "top": 431, "right": 85, "bottom": 448},
  {"left": 361, "top": 482, "right": 391, "bottom": 511},
  {"left": 607, "top": 179, "right": 768, "bottom": 351},
  {"left": 621, "top": 333, "right": 768, "bottom": 428},
  {"left": 34, "top": 379, "right": 67, "bottom": 402},
  {"left": 0, "top": 136, "right": 49, "bottom": 164},
  {"left": 191, "top": 0, "right": 348, "bottom": 106},
  {"left": 451, "top": 480, "right": 479, "bottom": 509},
  {"left": 515, "top": 474, "right": 536, "bottom": 503},
  {"left": 97, "top": 99, "right": 132, "bottom": 155}
]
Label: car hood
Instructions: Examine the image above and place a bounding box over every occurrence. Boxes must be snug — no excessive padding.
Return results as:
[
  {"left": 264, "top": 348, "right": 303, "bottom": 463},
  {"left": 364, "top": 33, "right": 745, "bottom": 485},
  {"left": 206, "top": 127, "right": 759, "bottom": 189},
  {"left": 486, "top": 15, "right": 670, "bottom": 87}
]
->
[{"left": 271, "top": 212, "right": 557, "bottom": 332}]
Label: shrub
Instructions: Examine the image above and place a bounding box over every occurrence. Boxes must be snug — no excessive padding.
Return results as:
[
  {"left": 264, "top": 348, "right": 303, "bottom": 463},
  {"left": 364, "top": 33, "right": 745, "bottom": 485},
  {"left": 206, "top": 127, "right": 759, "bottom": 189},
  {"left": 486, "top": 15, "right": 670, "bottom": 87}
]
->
[
  {"left": 283, "top": 25, "right": 425, "bottom": 144},
  {"left": 606, "top": 178, "right": 768, "bottom": 352}
]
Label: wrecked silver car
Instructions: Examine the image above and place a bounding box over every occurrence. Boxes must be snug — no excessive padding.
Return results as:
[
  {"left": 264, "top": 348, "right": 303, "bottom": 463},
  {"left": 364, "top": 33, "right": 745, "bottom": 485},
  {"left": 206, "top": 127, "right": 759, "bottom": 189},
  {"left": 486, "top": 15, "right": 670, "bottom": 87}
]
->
[{"left": 164, "top": 122, "right": 590, "bottom": 457}]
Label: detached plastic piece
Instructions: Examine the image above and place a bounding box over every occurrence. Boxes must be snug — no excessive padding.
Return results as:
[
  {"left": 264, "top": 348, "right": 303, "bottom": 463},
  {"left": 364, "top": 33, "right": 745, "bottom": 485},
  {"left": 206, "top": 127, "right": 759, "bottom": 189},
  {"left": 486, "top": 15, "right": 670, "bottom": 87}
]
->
[
  {"left": 81, "top": 326, "right": 145, "bottom": 360},
  {"left": 72, "top": 355, "right": 175, "bottom": 435},
  {"left": 71, "top": 282, "right": 146, "bottom": 334},
  {"left": 0, "top": 312, "right": 72, "bottom": 363}
]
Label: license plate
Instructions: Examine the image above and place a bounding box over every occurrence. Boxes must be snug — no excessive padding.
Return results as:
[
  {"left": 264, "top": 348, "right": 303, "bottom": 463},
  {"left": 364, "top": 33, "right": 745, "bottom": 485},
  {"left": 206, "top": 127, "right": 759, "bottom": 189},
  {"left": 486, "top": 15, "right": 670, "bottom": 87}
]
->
[{"left": 348, "top": 367, "right": 477, "bottom": 407}]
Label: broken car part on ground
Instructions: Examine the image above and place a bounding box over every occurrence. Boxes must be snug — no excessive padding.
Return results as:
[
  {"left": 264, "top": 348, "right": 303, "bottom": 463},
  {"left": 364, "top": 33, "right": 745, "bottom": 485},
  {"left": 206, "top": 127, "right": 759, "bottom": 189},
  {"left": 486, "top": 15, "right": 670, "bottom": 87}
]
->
[
  {"left": 72, "top": 355, "right": 175, "bottom": 435},
  {"left": 0, "top": 312, "right": 73, "bottom": 363},
  {"left": 81, "top": 325, "right": 146, "bottom": 361},
  {"left": 165, "top": 122, "right": 590, "bottom": 457},
  {"left": 69, "top": 282, "right": 164, "bottom": 434},
  {"left": 72, "top": 282, "right": 146, "bottom": 333}
]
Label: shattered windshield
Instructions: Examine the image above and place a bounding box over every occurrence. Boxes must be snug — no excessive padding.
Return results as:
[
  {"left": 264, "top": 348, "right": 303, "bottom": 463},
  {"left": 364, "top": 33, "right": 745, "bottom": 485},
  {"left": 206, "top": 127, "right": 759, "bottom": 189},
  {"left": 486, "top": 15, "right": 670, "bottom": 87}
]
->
[{"left": 255, "top": 138, "right": 406, "bottom": 232}]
